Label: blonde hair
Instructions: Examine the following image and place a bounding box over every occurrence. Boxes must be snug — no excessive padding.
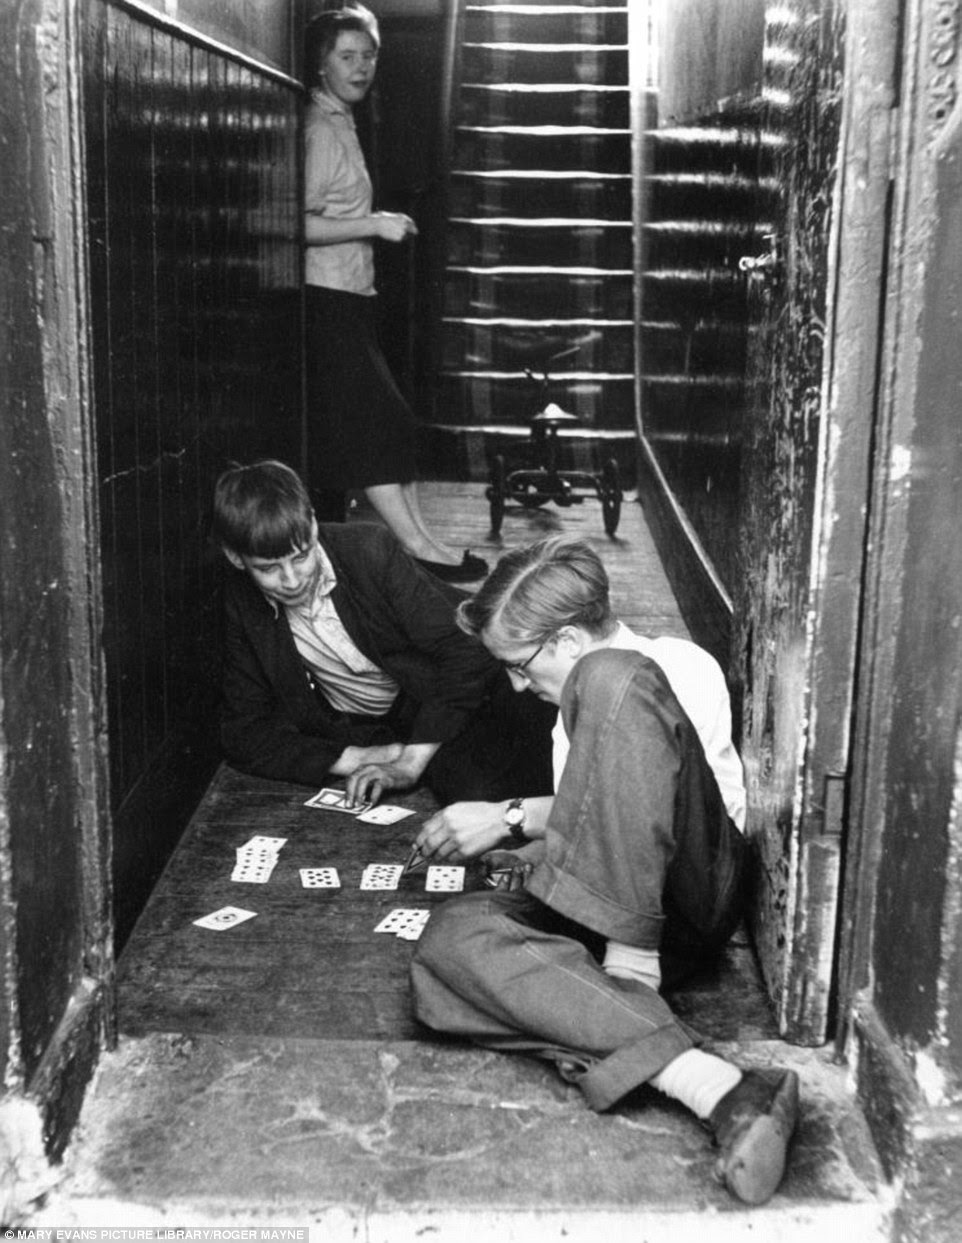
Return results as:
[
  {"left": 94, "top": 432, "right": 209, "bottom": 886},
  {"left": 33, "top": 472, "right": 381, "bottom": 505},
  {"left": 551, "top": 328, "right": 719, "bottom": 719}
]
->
[{"left": 457, "top": 537, "right": 615, "bottom": 644}]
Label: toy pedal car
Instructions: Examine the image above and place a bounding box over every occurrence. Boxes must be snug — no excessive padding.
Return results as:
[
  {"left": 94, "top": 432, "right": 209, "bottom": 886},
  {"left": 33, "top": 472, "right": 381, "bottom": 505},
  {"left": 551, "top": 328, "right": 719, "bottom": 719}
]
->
[{"left": 487, "top": 402, "right": 623, "bottom": 538}]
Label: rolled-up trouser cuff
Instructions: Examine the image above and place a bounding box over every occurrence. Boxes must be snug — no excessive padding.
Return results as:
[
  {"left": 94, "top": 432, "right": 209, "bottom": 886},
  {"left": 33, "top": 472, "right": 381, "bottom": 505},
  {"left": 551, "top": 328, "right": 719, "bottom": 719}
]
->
[
  {"left": 578, "top": 1015, "right": 694, "bottom": 1111},
  {"left": 527, "top": 858, "right": 665, "bottom": 946}
]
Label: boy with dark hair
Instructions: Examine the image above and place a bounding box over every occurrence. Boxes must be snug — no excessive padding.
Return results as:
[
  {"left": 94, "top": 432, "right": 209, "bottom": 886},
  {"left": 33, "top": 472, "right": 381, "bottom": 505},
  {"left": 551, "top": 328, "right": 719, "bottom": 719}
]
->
[{"left": 212, "top": 461, "right": 552, "bottom": 805}]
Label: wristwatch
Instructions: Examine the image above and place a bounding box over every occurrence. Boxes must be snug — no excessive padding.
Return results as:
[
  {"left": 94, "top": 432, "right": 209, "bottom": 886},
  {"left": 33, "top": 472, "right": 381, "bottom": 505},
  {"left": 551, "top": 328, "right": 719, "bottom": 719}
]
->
[{"left": 504, "top": 797, "right": 527, "bottom": 845}]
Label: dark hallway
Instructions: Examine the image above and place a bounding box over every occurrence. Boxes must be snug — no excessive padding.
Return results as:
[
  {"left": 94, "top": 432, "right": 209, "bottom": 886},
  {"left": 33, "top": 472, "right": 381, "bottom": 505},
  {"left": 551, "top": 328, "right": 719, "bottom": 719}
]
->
[
  {"left": 2, "top": 1, "right": 961, "bottom": 1239},
  {"left": 26, "top": 486, "right": 887, "bottom": 1237}
]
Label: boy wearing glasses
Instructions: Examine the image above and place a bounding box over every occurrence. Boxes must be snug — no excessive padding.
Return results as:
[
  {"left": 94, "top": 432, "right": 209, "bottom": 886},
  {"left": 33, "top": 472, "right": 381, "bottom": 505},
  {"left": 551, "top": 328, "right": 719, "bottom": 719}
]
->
[
  {"left": 413, "top": 536, "right": 745, "bottom": 860},
  {"left": 410, "top": 537, "right": 799, "bottom": 1206}
]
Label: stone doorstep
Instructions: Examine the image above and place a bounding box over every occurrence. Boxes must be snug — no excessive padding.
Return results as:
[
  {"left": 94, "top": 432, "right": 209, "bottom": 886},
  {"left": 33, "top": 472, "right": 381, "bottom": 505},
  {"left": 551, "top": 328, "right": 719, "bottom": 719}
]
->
[
  {"left": 26, "top": 1200, "right": 895, "bottom": 1243},
  {"left": 27, "top": 1035, "right": 894, "bottom": 1241}
]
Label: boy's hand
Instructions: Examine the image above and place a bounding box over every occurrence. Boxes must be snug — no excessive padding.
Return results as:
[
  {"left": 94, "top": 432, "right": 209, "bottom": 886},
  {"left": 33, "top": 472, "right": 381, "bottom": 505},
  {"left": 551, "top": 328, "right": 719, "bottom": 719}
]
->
[
  {"left": 415, "top": 801, "right": 505, "bottom": 862},
  {"left": 345, "top": 760, "right": 415, "bottom": 805},
  {"left": 344, "top": 742, "right": 438, "bottom": 806},
  {"left": 331, "top": 742, "right": 404, "bottom": 775},
  {"left": 483, "top": 850, "right": 534, "bottom": 891}
]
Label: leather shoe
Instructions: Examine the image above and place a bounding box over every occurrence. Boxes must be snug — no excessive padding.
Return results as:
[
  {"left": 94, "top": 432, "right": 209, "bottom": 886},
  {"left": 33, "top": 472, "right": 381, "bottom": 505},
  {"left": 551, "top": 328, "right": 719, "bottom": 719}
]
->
[
  {"left": 708, "top": 1067, "right": 799, "bottom": 1205},
  {"left": 416, "top": 551, "right": 488, "bottom": 582}
]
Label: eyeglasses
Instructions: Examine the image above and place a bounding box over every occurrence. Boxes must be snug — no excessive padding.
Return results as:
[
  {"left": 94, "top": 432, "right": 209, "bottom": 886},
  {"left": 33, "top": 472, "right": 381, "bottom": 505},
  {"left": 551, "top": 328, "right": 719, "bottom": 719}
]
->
[{"left": 503, "top": 641, "right": 546, "bottom": 677}]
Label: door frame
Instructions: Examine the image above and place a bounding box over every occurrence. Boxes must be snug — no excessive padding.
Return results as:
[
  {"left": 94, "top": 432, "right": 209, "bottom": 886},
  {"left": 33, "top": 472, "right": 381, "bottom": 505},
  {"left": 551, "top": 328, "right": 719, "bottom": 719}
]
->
[
  {"left": 775, "top": 0, "right": 901, "bottom": 1042},
  {"left": 838, "top": 0, "right": 962, "bottom": 1052},
  {"left": 0, "top": 0, "right": 113, "bottom": 1171}
]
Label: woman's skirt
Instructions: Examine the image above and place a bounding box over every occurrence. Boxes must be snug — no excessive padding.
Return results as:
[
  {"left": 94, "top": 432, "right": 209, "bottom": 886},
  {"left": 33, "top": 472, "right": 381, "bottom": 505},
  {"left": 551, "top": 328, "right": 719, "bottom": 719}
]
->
[{"left": 305, "top": 284, "right": 418, "bottom": 490}]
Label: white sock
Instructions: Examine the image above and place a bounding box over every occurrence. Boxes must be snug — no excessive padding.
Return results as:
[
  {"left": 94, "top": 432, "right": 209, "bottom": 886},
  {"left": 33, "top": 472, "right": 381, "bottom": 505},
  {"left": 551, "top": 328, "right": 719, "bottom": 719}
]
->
[
  {"left": 603, "top": 940, "right": 662, "bottom": 992},
  {"left": 651, "top": 1049, "right": 743, "bottom": 1120}
]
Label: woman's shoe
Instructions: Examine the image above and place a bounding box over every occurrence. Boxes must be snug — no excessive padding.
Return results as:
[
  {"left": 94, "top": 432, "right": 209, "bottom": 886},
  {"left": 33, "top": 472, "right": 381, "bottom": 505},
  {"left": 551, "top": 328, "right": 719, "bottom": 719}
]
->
[{"left": 416, "top": 551, "right": 488, "bottom": 582}]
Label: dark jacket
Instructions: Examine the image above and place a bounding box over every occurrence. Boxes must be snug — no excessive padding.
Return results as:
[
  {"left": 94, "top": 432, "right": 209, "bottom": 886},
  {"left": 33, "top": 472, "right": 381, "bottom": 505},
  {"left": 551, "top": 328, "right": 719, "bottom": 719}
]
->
[{"left": 220, "top": 522, "right": 499, "bottom": 786}]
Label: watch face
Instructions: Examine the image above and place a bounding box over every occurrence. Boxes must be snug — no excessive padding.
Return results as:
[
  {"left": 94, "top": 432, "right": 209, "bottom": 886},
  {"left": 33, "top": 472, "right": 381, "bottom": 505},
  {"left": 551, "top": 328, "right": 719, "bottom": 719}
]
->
[{"left": 506, "top": 808, "right": 524, "bottom": 826}]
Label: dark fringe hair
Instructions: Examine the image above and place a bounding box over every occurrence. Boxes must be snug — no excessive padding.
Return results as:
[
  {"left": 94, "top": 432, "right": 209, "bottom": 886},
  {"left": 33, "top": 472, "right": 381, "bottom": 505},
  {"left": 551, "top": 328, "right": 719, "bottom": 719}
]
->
[{"left": 211, "top": 460, "right": 315, "bottom": 559}]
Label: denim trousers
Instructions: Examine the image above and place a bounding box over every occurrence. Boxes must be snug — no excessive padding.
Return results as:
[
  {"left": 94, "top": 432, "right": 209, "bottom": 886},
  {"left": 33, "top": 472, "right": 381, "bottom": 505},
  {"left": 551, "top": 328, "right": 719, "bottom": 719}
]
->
[{"left": 411, "top": 648, "right": 748, "bottom": 1110}]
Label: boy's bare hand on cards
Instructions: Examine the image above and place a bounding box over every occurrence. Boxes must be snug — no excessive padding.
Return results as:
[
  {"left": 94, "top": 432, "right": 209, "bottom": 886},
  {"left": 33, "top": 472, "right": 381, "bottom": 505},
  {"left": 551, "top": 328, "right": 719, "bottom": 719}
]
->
[
  {"left": 345, "top": 762, "right": 413, "bottom": 806},
  {"left": 345, "top": 744, "right": 435, "bottom": 806},
  {"left": 417, "top": 800, "right": 505, "bottom": 862}
]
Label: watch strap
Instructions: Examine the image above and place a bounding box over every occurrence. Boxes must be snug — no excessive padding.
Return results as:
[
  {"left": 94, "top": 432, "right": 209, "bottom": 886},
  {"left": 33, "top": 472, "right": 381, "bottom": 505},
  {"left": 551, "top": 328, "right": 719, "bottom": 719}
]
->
[{"left": 504, "top": 797, "right": 526, "bottom": 845}]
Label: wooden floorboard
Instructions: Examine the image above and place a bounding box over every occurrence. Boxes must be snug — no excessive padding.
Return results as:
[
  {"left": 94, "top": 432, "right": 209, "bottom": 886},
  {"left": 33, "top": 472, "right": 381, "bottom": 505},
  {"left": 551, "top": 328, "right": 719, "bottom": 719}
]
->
[
  {"left": 350, "top": 482, "right": 692, "bottom": 639},
  {"left": 117, "top": 484, "right": 776, "bottom": 1044},
  {"left": 117, "top": 768, "right": 452, "bottom": 1039}
]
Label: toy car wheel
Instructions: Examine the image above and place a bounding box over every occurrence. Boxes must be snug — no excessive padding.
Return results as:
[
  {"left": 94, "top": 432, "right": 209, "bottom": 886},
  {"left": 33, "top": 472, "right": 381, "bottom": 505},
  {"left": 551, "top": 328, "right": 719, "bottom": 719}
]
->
[
  {"left": 486, "top": 454, "right": 506, "bottom": 535},
  {"left": 520, "top": 482, "right": 549, "bottom": 510},
  {"left": 601, "top": 458, "right": 622, "bottom": 537}
]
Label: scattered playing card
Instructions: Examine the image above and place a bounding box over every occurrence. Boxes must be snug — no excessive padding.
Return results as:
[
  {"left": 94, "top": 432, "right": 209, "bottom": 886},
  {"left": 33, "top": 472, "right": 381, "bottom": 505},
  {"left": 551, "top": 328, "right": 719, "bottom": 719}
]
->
[
  {"left": 425, "top": 865, "right": 465, "bottom": 892},
  {"left": 235, "top": 850, "right": 276, "bottom": 867},
  {"left": 373, "top": 908, "right": 429, "bottom": 938},
  {"left": 193, "top": 905, "right": 257, "bottom": 931},
  {"left": 304, "top": 787, "right": 371, "bottom": 814},
  {"left": 396, "top": 910, "right": 431, "bottom": 941},
  {"left": 356, "top": 804, "right": 416, "bottom": 826},
  {"left": 231, "top": 860, "right": 275, "bottom": 884},
  {"left": 360, "top": 863, "right": 403, "bottom": 890},
  {"left": 373, "top": 908, "right": 422, "bottom": 933},
  {"left": 299, "top": 867, "right": 340, "bottom": 889},
  {"left": 232, "top": 835, "right": 283, "bottom": 884}
]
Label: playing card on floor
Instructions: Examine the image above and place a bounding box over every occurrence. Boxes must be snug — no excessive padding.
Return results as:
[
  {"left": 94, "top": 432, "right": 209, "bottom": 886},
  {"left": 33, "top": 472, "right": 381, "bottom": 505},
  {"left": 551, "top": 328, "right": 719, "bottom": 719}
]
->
[
  {"left": 396, "top": 910, "right": 431, "bottom": 941},
  {"left": 360, "top": 863, "right": 403, "bottom": 890},
  {"left": 373, "top": 908, "right": 429, "bottom": 937},
  {"left": 231, "top": 859, "right": 275, "bottom": 884},
  {"left": 193, "top": 905, "right": 257, "bottom": 931},
  {"left": 425, "top": 865, "right": 465, "bottom": 892},
  {"left": 304, "top": 787, "right": 370, "bottom": 814},
  {"left": 237, "top": 844, "right": 277, "bottom": 859},
  {"left": 355, "top": 804, "right": 416, "bottom": 826},
  {"left": 244, "top": 835, "right": 287, "bottom": 851},
  {"left": 299, "top": 867, "right": 340, "bottom": 889},
  {"left": 232, "top": 836, "right": 282, "bottom": 883}
]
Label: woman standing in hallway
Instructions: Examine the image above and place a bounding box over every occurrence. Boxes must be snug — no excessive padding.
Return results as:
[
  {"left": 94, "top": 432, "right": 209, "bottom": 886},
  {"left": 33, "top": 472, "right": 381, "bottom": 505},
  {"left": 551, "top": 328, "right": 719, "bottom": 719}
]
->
[{"left": 303, "top": 5, "right": 486, "bottom": 582}]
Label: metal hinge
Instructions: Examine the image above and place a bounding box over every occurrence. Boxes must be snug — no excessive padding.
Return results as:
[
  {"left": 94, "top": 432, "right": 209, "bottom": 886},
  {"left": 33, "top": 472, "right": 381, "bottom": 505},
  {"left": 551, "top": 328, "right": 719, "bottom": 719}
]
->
[{"left": 823, "top": 772, "right": 848, "bottom": 839}]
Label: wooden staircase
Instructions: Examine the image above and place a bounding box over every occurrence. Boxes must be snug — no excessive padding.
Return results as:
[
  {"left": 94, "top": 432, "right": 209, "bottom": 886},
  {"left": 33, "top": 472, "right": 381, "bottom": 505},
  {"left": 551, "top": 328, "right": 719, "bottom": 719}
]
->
[{"left": 427, "top": 0, "right": 637, "bottom": 482}]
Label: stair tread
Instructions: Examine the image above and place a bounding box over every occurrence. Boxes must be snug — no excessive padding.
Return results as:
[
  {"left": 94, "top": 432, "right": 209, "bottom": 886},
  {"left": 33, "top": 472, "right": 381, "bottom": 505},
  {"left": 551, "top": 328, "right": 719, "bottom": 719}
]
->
[
  {"left": 462, "top": 81, "right": 630, "bottom": 90},
  {"left": 458, "top": 123, "right": 630, "bottom": 132},
  {"left": 452, "top": 169, "right": 631, "bottom": 178},
  {"left": 450, "top": 216, "right": 631, "bottom": 224},
  {"left": 447, "top": 263, "right": 632, "bottom": 272},
  {"left": 444, "top": 316, "right": 634, "bottom": 324},
  {"left": 441, "top": 0, "right": 633, "bottom": 420},
  {"left": 464, "top": 40, "right": 629, "bottom": 48}
]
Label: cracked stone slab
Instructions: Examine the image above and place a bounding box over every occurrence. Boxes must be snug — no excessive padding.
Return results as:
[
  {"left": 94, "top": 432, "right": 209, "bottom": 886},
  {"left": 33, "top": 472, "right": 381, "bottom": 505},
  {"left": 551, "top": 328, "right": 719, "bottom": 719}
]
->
[{"left": 44, "top": 1032, "right": 886, "bottom": 1229}]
